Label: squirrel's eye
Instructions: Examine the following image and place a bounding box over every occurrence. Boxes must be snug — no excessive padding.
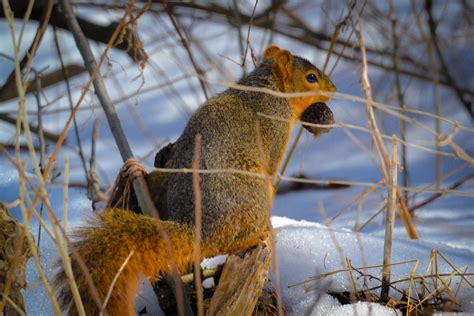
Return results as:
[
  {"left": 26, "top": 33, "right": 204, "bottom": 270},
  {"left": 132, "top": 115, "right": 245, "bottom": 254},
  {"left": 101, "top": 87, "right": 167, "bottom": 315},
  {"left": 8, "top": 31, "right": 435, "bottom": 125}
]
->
[{"left": 306, "top": 73, "right": 318, "bottom": 84}]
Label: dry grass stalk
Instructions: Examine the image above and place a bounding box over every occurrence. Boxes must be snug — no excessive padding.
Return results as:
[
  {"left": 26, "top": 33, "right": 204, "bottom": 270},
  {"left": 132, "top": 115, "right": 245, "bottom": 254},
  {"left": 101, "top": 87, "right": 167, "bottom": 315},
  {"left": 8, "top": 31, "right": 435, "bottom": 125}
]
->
[
  {"left": 389, "top": 0, "right": 409, "bottom": 201},
  {"left": 355, "top": 197, "right": 370, "bottom": 291},
  {"left": 192, "top": 135, "right": 204, "bottom": 316},
  {"left": 356, "top": 23, "right": 418, "bottom": 239},
  {"left": 346, "top": 257, "right": 361, "bottom": 300},
  {"left": 288, "top": 259, "right": 419, "bottom": 288},
  {"left": 291, "top": 249, "right": 473, "bottom": 314},
  {"left": 7, "top": 160, "right": 61, "bottom": 314},
  {"left": 406, "top": 259, "right": 419, "bottom": 315},
  {"left": 328, "top": 179, "right": 383, "bottom": 225},
  {"left": 99, "top": 251, "right": 134, "bottom": 315},
  {"left": 57, "top": 155, "right": 86, "bottom": 315},
  {"left": 152, "top": 166, "right": 474, "bottom": 198},
  {"left": 34, "top": 75, "right": 46, "bottom": 255},
  {"left": 3, "top": 148, "right": 104, "bottom": 313},
  {"left": 255, "top": 120, "right": 283, "bottom": 315},
  {"left": 429, "top": 25, "right": 443, "bottom": 192},
  {"left": 20, "top": 88, "right": 88, "bottom": 313},
  {"left": 381, "top": 136, "right": 398, "bottom": 301},
  {"left": 357, "top": 201, "right": 387, "bottom": 232},
  {"left": 1, "top": 2, "right": 66, "bottom": 311}
]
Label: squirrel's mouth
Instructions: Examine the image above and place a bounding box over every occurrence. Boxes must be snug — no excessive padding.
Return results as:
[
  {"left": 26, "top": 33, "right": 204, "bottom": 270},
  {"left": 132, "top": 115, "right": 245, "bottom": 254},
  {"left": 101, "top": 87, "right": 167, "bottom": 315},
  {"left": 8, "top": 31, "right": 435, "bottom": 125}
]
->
[{"left": 300, "top": 102, "right": 335, "bottom": 139}]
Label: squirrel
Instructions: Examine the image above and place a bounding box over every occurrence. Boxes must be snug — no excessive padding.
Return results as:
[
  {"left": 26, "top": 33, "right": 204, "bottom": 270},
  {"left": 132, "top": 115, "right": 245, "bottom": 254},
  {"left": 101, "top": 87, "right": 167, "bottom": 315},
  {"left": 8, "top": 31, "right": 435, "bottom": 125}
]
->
[{"left": 53, "top": 46, "right": 336, "bottom": 315}]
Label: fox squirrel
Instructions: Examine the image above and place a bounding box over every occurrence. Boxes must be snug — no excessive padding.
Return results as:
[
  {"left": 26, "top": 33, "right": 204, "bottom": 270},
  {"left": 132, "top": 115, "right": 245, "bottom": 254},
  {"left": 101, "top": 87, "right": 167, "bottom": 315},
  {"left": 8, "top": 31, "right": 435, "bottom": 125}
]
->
[{"left": 53, "top": 46, "right": 336, "bottom": 315}]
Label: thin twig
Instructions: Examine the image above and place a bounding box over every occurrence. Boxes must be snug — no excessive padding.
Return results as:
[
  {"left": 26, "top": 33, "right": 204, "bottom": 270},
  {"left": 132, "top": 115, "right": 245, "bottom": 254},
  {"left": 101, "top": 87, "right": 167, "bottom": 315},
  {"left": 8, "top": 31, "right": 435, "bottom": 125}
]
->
[
  {"left": 34, "top": 75, "right": 46, "bottom": 252},
  {"left": 357, "top": 201, "right": 386, "bottom": 232},
  {"left": 425, "top": 0, "right": 473, "bottom": 116},
  {"left": 88, "top": 119, "right": 103, "bottom": 203},
  {"left": 0, "top": 113, "right": 63, "bottom": 143},
  {"left": 63, "top": 155, "right": 69, "bottom": 231},
  {"left": 163, "top": 0, "right": 209, "bottom": 100},
  {"left": 389, "top": 0, "right": 409, "bottom": 202},
  {"left": 53, "top": 25, "right": 89, "bottom": 189},
  {"left": 34, "top": 77, "right": 46, "bottom": 170},
  {"left": 192, "top": 135, "right": 204, "bottom": 316},
  {"left": 99, "top": 251, "right": 135, "bottom": 316},
  {"left": 327, "top": 180, "right": 383, "bottom": 225},
  {"left": 408, "top": 172, "right": 474, "bottom": 213},
  {"left": 232, "top": 0, "right": 245, "bottom": 74},
  {"left": 0, "top": 0, "right": 53, "bottom": 96},
  {"left": 241, "top": 0, "right": 258, "bottom": 69}
]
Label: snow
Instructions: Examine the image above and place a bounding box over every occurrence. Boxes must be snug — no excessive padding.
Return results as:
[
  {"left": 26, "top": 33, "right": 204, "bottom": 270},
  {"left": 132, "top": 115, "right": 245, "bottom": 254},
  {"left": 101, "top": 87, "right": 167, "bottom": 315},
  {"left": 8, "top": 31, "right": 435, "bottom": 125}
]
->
[
  {"left": 1, "top": 2, "right": 473, "bottom": 315},
  {"left": 6, "top": 172, "right": 471, "bottom": 315},
  {"left": 274, "top": 217, "right": 474, "bottom": 315},
  {"left": 331, "top": 301, "right": 401, "bottom": 316}
]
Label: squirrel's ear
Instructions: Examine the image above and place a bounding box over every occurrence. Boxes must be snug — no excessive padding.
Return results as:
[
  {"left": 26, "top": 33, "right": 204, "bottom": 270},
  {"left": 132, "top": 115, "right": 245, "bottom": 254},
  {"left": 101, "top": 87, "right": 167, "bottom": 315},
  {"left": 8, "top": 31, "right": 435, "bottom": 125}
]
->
[
  {"left": 263, "top": 45, "right": 281, "bottom": 60},
  {"left": 273, "top": 49, "right": 294, "bottom": 83}
]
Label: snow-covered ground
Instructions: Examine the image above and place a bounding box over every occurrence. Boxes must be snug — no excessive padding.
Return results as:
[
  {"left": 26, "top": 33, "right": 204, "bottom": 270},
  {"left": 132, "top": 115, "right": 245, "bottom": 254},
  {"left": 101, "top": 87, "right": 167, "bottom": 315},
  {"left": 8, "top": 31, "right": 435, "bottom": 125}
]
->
[
  {"left": 1, "top": 165, "right": 472, "bottom": 315},
  {"left": 1, "top": 2, "right": 473, "bottom": 315}
]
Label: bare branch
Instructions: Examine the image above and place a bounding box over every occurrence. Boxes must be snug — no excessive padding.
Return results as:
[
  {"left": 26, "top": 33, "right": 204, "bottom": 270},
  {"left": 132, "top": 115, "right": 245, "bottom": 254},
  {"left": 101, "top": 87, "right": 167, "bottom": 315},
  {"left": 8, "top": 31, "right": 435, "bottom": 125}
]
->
[{"left": 0, "top": 3, "right": 145, "bottom": 62}]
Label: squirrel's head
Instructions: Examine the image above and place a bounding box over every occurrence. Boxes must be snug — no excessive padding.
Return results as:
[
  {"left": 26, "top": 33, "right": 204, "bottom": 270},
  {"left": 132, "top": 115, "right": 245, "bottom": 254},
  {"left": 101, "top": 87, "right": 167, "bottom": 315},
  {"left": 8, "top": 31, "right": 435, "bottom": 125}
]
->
[{"left": 264, "top": 45, "right": 336, "bottom": 118}]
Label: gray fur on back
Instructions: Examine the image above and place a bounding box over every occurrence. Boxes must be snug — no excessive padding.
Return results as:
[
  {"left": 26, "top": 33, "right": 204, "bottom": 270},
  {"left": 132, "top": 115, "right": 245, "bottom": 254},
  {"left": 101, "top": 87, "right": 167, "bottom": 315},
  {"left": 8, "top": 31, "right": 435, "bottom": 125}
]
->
[{"left": 167, "top": 59, "right": 295, "bottom": 240}]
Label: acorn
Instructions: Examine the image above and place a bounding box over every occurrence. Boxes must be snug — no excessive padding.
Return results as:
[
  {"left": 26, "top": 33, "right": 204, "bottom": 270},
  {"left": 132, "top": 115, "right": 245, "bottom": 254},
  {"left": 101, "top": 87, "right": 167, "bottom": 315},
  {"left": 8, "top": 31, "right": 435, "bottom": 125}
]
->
[{"left": 301, "top": 102, "right": 335, "bottom": 139}]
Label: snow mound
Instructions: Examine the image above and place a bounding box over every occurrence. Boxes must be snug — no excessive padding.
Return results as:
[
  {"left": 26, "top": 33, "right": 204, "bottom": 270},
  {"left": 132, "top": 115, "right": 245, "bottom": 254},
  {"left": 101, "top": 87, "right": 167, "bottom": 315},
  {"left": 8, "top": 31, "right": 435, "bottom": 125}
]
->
[{"left": 274, "top": 216, "right": 474, "bottom": 315}]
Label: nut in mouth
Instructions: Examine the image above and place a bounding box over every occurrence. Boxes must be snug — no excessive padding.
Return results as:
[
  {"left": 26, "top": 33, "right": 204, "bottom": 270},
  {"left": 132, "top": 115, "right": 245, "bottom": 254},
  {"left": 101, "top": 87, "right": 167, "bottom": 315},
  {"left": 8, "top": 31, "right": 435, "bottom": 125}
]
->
[{"left": 301, "top": 102, "right": 335, "bottom": 139}]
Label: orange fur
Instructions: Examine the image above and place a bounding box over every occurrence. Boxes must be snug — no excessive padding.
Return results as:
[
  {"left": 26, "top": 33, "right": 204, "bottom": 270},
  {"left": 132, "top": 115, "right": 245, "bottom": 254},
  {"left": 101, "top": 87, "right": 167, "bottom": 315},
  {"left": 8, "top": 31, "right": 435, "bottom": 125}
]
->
[
  {"left": 54, "top": 208, "right": 267, "bottom": 315},
  {"left": 54, "top": 209, "right": 197, "bottom": 315},
  {"left": 269, "top": 47, "right": 337, "bottom": 119},
  {"left": 263, "top": 45, "right": 281, "bottom": 59}
]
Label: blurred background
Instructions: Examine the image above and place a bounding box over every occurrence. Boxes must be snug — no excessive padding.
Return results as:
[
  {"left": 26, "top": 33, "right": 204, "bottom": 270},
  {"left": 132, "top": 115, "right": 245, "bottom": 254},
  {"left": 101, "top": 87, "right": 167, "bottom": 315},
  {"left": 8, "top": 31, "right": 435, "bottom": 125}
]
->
[{"left": 0, "top": 0, "right": 473, "bottom": 313}]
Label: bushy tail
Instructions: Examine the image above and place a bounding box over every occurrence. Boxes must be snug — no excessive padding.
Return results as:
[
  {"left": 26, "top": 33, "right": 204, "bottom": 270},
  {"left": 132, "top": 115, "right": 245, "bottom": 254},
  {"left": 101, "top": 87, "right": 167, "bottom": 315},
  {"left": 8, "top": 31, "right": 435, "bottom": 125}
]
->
[{"left": 53, "top": 209, "right": 194, "bottom": 316}]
